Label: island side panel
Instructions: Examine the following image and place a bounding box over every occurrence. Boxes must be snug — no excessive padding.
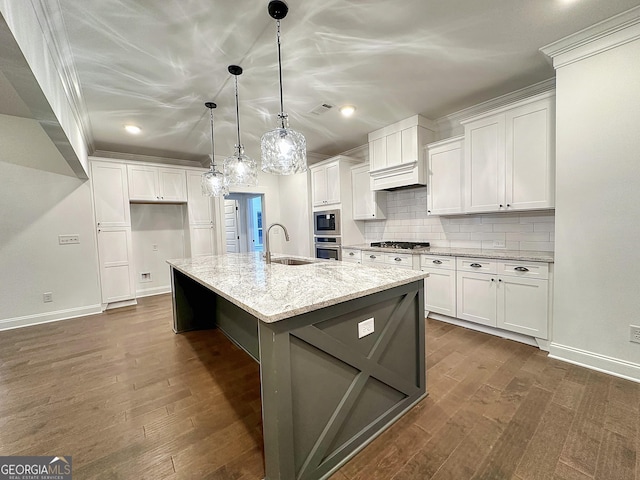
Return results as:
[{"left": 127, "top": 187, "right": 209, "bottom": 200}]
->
[
  {"left": 258, "top": 280, "right": 426, "bottom": 480},
  {"left": 171, "top": 267, "right": 217, "bottom": 333}
]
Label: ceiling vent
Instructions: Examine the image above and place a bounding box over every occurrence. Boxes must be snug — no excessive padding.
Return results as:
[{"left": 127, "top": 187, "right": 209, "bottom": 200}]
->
[{"left": 309, "top": 103, "right": 334, "bottom": 116}]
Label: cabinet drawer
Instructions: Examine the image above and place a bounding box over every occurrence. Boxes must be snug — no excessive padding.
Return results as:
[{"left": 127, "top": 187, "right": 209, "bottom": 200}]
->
[
  {"left": 497, "top": 260, "right": 549, "bottom": 280},
  {"left": 342, "top": 248, "right": 361, "bottom": 262},
  {"left": 456, "top": 257, "right": 497, "bottom": 273},
  {"left": 362, "top": 251, "right": 386, "bottom": 264},
  {"left": 421, "top": 255, "right": 455, "bottom": 270},
  {"left": 385, "top": 253, "right": 414, "bottom": 269}
]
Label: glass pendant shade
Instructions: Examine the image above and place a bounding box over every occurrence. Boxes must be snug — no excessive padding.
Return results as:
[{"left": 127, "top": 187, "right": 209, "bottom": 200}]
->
[
  {"left": 223, "top": 65, "right": 259, "bottom": 187},
  {"left": 261, "top": 1, "right": 308, "bottom": 175},
  {"left": 261, "top": 114, "right": 307, "bottom": 175},
  {"left": 201, "top": 102, "right": 228, "bottom": 197}
]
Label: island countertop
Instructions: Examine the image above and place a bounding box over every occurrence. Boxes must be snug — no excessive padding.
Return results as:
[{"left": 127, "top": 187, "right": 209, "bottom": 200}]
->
[{"left": 167, "top": 253, "right": 428, "bottom": 324}]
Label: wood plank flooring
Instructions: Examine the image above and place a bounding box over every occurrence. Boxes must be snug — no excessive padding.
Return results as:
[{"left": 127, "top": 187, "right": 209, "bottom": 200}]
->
[{"left": 0, "top": 294, "right": 638, "bottom": 479}]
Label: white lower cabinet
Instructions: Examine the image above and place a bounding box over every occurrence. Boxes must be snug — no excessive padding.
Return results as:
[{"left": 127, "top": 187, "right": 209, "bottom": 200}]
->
[
  {"left": 455, "top": 257, "right": 549, "bottom": 339},
  {"left": 342, "top": 248, "right": 362, "bottom": 263},
  {"left": 189, "top": 224, "right": 216, "bottom": 257},
  {"left": 421, "top": 255, "right": 456, "bottom": 317},
  {"left": 96, "top": 226, "right": 135, "bottom": 304}
]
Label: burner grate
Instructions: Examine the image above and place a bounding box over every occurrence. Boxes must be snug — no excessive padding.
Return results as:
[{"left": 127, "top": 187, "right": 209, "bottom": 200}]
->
[{"left": 370, "top": 241, "right": 430, "bottom": 250}]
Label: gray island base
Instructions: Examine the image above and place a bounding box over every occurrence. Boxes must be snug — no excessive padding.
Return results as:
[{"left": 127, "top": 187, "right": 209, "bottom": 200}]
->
[{"left": 168, "top": 253, "right": 427, "bottom": 480}]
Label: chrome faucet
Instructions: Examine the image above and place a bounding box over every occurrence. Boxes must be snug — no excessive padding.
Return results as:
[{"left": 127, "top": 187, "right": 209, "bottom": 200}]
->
[{"left": 264, "top": 223, "right": 290, "bottom": 264}]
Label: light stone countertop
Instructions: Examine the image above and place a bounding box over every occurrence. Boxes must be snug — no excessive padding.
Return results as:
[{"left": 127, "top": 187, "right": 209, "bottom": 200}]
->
[
  {"left": 343, "top": 244, "right": 554, "bottom": 263},
  {"left": 167, "top": 252, "right": 428, "bottom": 324}
]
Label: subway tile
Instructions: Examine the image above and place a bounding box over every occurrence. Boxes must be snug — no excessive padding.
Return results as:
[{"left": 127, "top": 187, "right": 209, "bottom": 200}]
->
[
  {"left": 443, "top": 232, "right": 471, "bottom": 241},
  {"left": 481, "top": 214, "right": 520, "bottom": 224},
  {"left": 519, "top": 241, "right": 554, "bottom": 251},
  {"left": 519, "top": 212, "right": 555, "bottom": 223},
  {"left": 506, "top": 232, "right": 550, "bottom": 242},
  {"left": 449, "top": 216, "right": 482, "bottom": 225},
  {"left": 429, "top": 239, "right": 450, "bottom": 248},
  {"left": 450, "top": 240, "right": 483, "bottom": 249},
  {"left": 492, "top": 223, "right": 534, "bottom": 233},
  {"left": 442, "top": 224, "right": 461, "bottom": 233},
  {"left": 470, "top": 232, "right": 507, "bottom": 241},
  {"left": 459, "top": 224, "right": 494, "bottom": 233},
  {"left": 534, "top": 223, "right": 555, "bottom": 232}
]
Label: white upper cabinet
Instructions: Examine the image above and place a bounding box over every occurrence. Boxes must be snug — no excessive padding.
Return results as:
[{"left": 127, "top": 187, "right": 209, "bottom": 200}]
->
[
  {"left": 351, "top": 164, "right": 386, "bottom": 220},
  {"left": 127, "top": 165, "right": 187, "bottom": 202},
  {"left": 91, "top": 161, "right": 130, "bottom": 227},
  {"left": 311, "top": 160, "right": 341, "bottom": 207},
  {"left": 427, "top": 136, "right": 464, "bottom": 216},
  {"left": 186, "top": 171, "right": 214, "bottom": 225},
  {"left": 462, "top": 92, "right": 555, "bottom": 214},
  {"left": 368, "top": 115, "right": 436, "bottom": 191}
]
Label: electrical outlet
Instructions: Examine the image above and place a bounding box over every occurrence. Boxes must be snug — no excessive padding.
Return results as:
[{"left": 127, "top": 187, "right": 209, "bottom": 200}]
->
[
  {"left": 59, "top": 234, "right": 80, "bottom": 245},
  {"left": 631, "top": 325, "right": 640, "bottom": 344},
  {"left": 140, "top": 272, "right": 152, "bottom": 283},
  {"left": 43, "top": 292, "right": 53, "bottom": 303},
  {"left": 493, "top": 240, "right": 506, "bottom": 248},
  {"left": 152, "top": 244, "right": 158, "bottom": 251},
  {"left": 358, "top": 318, "right": 375, "bottom": 339}
]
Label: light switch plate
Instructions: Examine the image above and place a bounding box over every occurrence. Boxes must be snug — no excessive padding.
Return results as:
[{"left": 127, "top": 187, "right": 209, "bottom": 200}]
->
[
  {"left": 493, "top": 240, "right": 506, "bottom": 248},
  {"left": 59, "top": 234, "right": 80, "bottom": 245},
  {"left": 358, "top": 318, "right": 375, "bottom": 338}
]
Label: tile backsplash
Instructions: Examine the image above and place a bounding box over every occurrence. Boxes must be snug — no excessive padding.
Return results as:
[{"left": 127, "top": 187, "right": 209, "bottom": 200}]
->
[{"left": 365, "top": 187, "right": 555, "bottom": 252}]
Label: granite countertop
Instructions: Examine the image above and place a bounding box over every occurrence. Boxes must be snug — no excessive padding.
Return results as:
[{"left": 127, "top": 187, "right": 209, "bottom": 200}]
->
[
  {"left": 167, "top": 252, "right": 427, "bottom": 324},
  {"left": 342, "top": 244, "right": 554, "bottom": 263}
]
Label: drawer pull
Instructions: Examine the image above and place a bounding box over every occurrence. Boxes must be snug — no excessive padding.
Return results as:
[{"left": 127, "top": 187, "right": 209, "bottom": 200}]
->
[
  {"left": 432, "top": 260, "right": 442, "bottom": 264},
  {"left": 470, "top": 263, "right": 482, "bottom": 268},
  {"left": 369, "top": 255, "right": 377, "bottom": 259},
  {"left": 514, "top": 266, "right": 529, "bottom": 272},
  {"left": 349, "top": 252, "right": 355, "bottom": 256},
  {"left": 394, "top": 257, "right": 402, "bottom": 262}
]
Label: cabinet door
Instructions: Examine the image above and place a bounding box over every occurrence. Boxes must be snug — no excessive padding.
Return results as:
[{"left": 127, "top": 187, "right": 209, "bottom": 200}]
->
[
  {"left": 97, "top": 226, "right": 135, "bottom": 303},
  {"left": 401, "top": 126, "right": 418, "bottom": 164},
  {"left": 186, "top": 171, "right": 214, "bottom": 224},
  {"left": 456, "top": 271, "right": 496, "bottom": 327},
  {"left": 159, "top": 168, "right": 187, "bottom": 202},
  {"left": 325, "top": 162, "right": 341, "bottom": 205},
  {"left": 369, "top": 137, "right": 387, "bottom": 171},
  {"left": 464, "top": 115, "right": 505, "bottom": 213},
  {"left": 497, "top": 276, "right": 548, "bottom": 339},
  {"left": 127, "top": 165, "right": 158, "bottom": 201},
  {"left": 352, "top": 165, "right": 375, "bottom": 219},
  {"left": 189, "top": 224, "right": 216, "bottom": 257},
  {"left": 505, "top": 98, "right": 555, "bottom": 210},
  {"left": 386, "top": 131, "right": 402, "bottom": 167},
  {"left": 424, "top": 268, "right": 456, "bottom": 317},
  {"left": 427, "top": 140, "right": 463, "bottom": 215},
  {"left": 311, "top": 166, "right": 328, "bottom": 206},
  {"left": 91, "top": 162, "right": 130, "bottom": 227}
]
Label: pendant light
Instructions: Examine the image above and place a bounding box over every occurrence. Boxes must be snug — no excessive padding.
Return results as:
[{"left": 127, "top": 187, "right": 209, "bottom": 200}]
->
[
  {"left": 260, "top": 0, "right": 307, "bottom": 175},
  {"left": 223, "top": 65, "right": 258, "bottom": 187},
  {"left": 201, "top": 102, "right": 229, "bottom": 197}
]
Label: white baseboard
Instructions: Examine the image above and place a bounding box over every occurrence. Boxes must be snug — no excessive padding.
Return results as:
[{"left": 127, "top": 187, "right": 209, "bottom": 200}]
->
[
  {"left": 427, "top": 312, "right": 542, "bottom": 349},
  {"left": 549, "top": 343, "right": 640, "bottom": 384},
  {"left": 135, "top": 285, "right": 171, "bottom": 298},
  {"left": 0, "top": 304, "right": 103, "bottom": 331}
]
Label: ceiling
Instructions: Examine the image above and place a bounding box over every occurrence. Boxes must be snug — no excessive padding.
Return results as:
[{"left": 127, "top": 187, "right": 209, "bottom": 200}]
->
[{"left": 47, "top": 0, "right": 640, "bottom": 164}]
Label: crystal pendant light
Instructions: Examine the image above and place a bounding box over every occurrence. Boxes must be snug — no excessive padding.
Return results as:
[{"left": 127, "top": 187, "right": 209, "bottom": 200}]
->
[
  {"left": 223, "top": 65, "right": 258, "bottom": 187},
  {"left": 260, "top": 0, "right": 307, "bottom": 175},
  {"left": 201, "top": 102, "right": 229, "bottom": 197}
]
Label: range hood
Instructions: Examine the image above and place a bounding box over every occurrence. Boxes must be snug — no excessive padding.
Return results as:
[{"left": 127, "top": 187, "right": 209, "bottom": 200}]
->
[{"left": 368, "top": 115, "right": 436, "bottom": 191}]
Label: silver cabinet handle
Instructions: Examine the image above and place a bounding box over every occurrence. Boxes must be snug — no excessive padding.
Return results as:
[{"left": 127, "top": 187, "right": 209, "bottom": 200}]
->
[
  {"left": 433, "top": 260, "right": 442, "bottom": 264},
  {"left": 491, "top": 278, "right": 494, "bottom": 282},
  {"left": 514, "top": 266, "right": 529, "bottom": 272},
  {"left": 470, "top": 263, "right": 482, "bottom": 268},
  {"left": 349, "top": 252, "right": 355, "bottom": 256},
  {"left": 369, "top": 255, "right": 376, "bottom": 259},
  {"left": 394, "top": 257, "right": 402, "bottom": 262},
  {"left": 498, "top": 278, "right": 503, "bottom": 282}
]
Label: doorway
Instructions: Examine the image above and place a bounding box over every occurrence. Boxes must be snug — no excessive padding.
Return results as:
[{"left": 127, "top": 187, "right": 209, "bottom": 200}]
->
[{"left": 224, "top": 193, "right": 264, "bottom": 253}]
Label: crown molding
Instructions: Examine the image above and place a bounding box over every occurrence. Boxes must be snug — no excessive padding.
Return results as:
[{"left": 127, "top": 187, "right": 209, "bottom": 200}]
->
[
  {"left": 435, "top": 78, "right": 556, "bottom": 138},
  {"left": 540, "top": 6, "right": 640, "bottom": 69},
  {"left": 29, "top": 0, "right": 95, "bottom": 153}
]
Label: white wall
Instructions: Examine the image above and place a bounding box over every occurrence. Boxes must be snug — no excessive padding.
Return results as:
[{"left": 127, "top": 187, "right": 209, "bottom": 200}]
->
[
  {"left": 278, "top": 172, "right": 312, "bottom": 257},
  {"left": 131, "top": 204, "right": 186, "bottom": 296},
  {"left": 551, "top": 37, "right": 640, "bottom": 381},
  {"left": 0, "top": 114, "right": 101, "bottom": 329},
  {"left": 364, "top": 187, "right": 555, "bottom": 252}
]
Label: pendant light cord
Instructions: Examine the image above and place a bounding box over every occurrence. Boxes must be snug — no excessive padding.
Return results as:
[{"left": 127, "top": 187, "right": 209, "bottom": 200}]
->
[
  {"left": 209, "top": 107, "right": 216, "bottom": 168},
  {"left": 277, "top": 19, "right": 285, "bottom": 129},
  {"left": 234, "top": 75, "right": 242, "bottom": 151}
]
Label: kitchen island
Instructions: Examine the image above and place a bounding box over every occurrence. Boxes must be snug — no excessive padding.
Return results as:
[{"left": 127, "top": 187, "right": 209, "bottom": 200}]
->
[{"left": 168, "top": 253, "right": 427, "bottom": 480}]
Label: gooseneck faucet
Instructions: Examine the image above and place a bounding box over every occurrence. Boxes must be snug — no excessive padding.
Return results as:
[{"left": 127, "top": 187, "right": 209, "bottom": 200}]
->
[{"left": 264, "top": 223, "right": 290, "bottom": 264}]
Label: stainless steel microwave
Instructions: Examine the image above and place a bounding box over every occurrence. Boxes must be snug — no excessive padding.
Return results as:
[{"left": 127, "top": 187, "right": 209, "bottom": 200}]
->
[{"left": 313, "top": 209, "right": 340, "bottom": 236}]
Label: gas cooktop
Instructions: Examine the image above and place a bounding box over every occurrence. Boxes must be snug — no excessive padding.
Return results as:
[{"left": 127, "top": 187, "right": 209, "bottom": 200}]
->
[{"left": 370, "top": 241, "right": 430, "bottom": 250}]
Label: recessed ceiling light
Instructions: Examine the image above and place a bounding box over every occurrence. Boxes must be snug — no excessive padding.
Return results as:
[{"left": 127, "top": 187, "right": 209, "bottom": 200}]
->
[
  {"left": 339, "top": 105, "right": 356, "bottom": 117},
  {"left": 124, "top": 125, "right": 141, "bottom": 134}
]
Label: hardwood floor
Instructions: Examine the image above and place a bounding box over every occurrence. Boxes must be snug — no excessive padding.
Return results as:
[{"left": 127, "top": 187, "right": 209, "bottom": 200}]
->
[{"left": 0, "top": 294, "right": 637, "bottom": 479}]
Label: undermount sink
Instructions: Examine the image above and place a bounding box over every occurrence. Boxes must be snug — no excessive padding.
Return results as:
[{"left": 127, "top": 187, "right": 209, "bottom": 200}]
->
[{"left": 271, "top": 257, "right": 316, "bottom": 266}]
